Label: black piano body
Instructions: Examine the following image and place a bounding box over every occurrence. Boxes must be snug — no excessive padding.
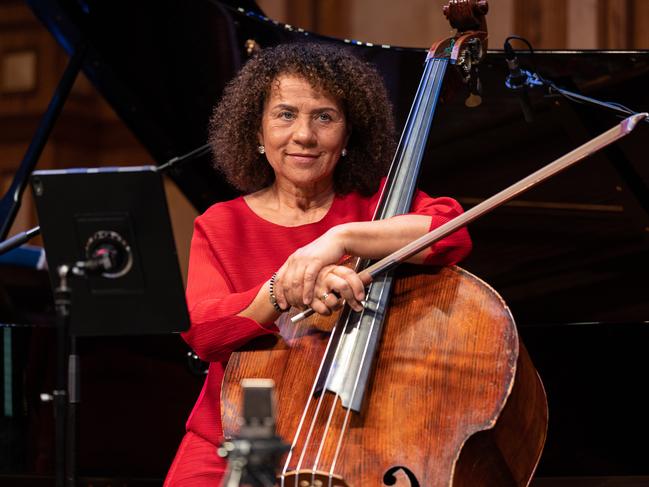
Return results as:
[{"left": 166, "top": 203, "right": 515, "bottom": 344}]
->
[{"left": 1, "top": 0, "right": 648, "bottom": 484}]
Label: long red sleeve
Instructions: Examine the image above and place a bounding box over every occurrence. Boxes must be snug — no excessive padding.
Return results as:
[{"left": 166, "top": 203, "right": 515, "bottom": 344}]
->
[{"left": 183, "top": 219, "right": 276, "bottom": 363}]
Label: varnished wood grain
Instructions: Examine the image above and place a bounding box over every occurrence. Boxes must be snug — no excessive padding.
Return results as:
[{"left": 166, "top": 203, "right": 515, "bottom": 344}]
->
[{"left": 223, "top": 266, "right": 548, "bottom": 486}]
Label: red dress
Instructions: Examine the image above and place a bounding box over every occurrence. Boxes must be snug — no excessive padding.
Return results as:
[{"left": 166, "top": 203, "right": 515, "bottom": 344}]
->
[{"left": 164, "top": 186, "right": 471, "bottom": 485}]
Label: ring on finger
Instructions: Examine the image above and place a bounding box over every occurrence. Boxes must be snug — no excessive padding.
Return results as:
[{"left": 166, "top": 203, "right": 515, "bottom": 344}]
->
[{"left": 319, "top": 292, "right": 330, "bottom": 302}]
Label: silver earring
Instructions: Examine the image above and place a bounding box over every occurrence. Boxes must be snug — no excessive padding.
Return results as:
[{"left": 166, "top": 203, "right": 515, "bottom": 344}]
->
[
  {"left": 341, "top": 148, "right": 347, "bottom": 157},
  {"left": 258, "top": 145, "right": 265, "bottom": 154}
]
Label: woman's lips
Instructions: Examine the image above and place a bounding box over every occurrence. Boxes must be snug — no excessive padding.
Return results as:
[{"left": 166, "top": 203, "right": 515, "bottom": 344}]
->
[{"left": 287, "top": 153, "right": 319, "bottom": 164}]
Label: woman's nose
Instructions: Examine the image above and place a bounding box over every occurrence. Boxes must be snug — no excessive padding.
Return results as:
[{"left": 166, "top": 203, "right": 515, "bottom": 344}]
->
[{"left": 292, "top": 116, "right": 316, "bottom": 146}]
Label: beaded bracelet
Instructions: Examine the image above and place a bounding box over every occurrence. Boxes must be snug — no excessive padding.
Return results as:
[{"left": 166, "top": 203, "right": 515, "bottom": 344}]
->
[{"left": 269, "top": 272, "right": 283, "bottom": 313}]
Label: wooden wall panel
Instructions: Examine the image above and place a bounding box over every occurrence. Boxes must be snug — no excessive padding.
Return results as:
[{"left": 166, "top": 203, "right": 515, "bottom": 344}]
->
[
  {"left": 254, "top": 0, "right": 647, "bottom": 50},
  {"left": 567, "top": 0, "right": 598, "bottom": 49},
  {"left": 284, "top": 0, "right": 316, "bottom": 30},
  {"left": 599, "top": 0, "right": 632, "bottom": 48},
  {"left": 514, "top": 0, "right": 567, "bottom": 49},
  {"left": 256, "top": 0, "right": 285, "bottom": 21},
  {"left": 0, "top": 0, "right": 34, "bottom": 28},
  {"left": 312, "top": 0, "right": 350, "bottom": 40},
  {"left": 488, "top": 0, "right": 515, "bottom": 51},
  {"left": 632, "top": 0, "right": 649, "bottom": 48},
  {"left": 349, "top": 0, "right": 446, "bottom": 47}
]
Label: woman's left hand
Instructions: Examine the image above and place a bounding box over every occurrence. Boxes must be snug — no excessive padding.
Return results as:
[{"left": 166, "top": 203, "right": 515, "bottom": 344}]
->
[
  {"left": 309, "top": 264, "right": 367, "bottom": 315},
  {"left": 274, "top": 227, "right": 351, "bottom": 310}
]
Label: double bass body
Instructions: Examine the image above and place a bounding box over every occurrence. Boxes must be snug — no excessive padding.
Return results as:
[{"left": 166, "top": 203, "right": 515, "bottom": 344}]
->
[{"left": 223, "top": 265, "right": 548, "bottom": 486}]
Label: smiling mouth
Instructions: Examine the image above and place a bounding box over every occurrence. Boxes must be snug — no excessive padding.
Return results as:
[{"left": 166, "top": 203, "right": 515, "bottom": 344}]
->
[{"left": 287, "top": 153, "right": 320, "bottom": 163}]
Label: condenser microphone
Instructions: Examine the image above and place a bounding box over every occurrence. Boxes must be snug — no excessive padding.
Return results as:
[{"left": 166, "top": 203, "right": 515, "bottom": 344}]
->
[{"left": 504, "top": 41, "right": 535, "bottom": 123}]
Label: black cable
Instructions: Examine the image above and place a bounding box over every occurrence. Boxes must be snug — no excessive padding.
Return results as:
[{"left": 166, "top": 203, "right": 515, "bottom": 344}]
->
[
  {"left": 504, "top": 35, "right": 648, "bottom": 124},
  {"left": 504, "top": 35, "right": 538, "bottom": 73},
  {"left": 505, "top": 35, "right": 535, "bottom": 54}
]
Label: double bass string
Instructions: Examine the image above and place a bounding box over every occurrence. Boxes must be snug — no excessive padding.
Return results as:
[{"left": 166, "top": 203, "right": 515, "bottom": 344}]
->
[
  {"left": 279, "top": 286, "right": 373, "bottom": 483},
  {"left": 323, "top": 56, "right": 450, "bottom": 478},
  {"left": 278, "top": 314, "right": 348, "bottom": 485},
  {"left": 328, "top": 280, "right": 389, "bottom": 477},
  {"left": 288, "top": 305, "right": 358, "bottom": 478},
  {"left": 283, "top": 56, "right": 449, "bottom": 481}
]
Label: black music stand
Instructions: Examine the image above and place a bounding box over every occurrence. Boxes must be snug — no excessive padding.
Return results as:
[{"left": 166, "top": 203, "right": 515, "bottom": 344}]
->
[
  {"left": 30, "top": 165, "right": 190, "bottom": 486},
  {"left": 31, "top": 166, "right": 189, "bottom": 337}
]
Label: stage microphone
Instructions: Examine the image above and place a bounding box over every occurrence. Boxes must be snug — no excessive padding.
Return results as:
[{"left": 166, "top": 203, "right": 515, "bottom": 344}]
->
[{"left": 504, "top": 41, "right": 534, "bottom": 123}]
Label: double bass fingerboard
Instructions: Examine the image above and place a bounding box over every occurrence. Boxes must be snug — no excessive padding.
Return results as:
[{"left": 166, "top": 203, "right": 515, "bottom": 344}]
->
[{"left": 321, "top": 55, "right": 450, "bottom": 412}]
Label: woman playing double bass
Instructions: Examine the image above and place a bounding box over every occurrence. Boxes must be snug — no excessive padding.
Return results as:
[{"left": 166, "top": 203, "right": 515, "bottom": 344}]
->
[{"left": 164, "top": 42, "right": 472, "bottom": 486}]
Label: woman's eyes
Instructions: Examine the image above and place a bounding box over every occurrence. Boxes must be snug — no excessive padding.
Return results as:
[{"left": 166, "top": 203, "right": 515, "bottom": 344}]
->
[{"left": 275, "top": 111, "right": 335, "bottom": 122}]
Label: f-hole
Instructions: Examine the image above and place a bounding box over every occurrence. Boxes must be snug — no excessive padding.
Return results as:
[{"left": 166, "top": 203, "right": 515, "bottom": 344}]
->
[{"left": 383, "top": 466, "right": 420, "bottom": 486}]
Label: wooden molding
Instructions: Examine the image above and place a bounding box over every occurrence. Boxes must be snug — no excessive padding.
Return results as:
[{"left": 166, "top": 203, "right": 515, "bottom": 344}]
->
[{"left": 0, "top": 48, "right": 37, "bottom": 93}]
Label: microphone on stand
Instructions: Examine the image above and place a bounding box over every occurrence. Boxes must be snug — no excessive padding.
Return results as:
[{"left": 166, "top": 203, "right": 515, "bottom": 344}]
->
[
  {"left": 219, "top": 379, "right": 289, "bottom": 487},
  {"left": 504, "top": 40, "right": 536, "bottom": 123}
]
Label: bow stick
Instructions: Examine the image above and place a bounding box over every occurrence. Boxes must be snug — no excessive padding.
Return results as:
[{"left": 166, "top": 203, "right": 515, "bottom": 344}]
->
[{"left": 291, "top": 112, "right": 648, "bottom": 323}]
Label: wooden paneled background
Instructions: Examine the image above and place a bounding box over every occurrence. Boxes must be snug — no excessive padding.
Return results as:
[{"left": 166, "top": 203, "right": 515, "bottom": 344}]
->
[
  {"left": 1, "top": 0, "right": 647, "bottom": 278},
  {"left": 259, "top": 0, "right": 649, "bottom": 49}
]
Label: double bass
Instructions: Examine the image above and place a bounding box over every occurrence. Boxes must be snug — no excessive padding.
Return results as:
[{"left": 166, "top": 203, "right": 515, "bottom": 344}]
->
[{"left": 223, "top": 1, "right": 548, "bottom": 485}]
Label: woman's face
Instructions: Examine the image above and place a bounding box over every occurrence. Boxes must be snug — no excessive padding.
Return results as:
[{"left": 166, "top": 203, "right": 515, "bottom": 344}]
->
[{"left": 258, "top": 74, "right": 349, "bottom": 193}]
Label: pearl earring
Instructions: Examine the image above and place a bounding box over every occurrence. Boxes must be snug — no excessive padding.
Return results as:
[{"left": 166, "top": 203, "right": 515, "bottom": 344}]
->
[
  {"left": 258, "top": 145, "right": 265, "bottom": 154},
  {"left": 341, "top": 148, "right": 347, "bottom": 157}
]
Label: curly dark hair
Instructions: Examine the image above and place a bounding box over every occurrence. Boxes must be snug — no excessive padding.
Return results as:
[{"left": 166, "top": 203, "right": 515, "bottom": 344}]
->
[{"left": 209, "top": 42, "right": 396, "bottom": 196}]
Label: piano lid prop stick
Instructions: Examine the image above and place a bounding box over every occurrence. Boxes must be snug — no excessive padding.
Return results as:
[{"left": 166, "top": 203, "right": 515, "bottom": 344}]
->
[{"left": 291, "top": 112, "right": 648, "bottom": 323}]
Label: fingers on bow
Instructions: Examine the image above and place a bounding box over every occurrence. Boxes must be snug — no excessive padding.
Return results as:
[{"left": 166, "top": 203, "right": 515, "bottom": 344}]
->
[{"left": 311, "top": 266, "right": 365, "bottom": 315}]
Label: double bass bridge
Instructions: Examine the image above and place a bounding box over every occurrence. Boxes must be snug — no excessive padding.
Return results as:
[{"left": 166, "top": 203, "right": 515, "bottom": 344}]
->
[{"left": 281, "top": 470, "right": 349, "bottom": 487}]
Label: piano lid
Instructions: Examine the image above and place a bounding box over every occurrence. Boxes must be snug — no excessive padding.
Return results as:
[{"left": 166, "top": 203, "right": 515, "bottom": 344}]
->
[{"left": 25, "top": 0, "right": 649, "bottom": 326}]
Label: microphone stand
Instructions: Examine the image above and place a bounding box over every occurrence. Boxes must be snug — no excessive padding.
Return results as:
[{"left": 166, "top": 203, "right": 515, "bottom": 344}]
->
[
  {"left": 219, "top": 437, "right": 289, "bottom": 487},
  {"left": 218, "top": 380, "right": 289, "bottom": 487},
  {"left": 504, "top": 37, "right": 649, "bottom": 125},
  {"left": 53, "top": 253, "right": 112, "bottom": 487},
  {"left": 53, "top": 265, "right": 71, "bottom": 487}
]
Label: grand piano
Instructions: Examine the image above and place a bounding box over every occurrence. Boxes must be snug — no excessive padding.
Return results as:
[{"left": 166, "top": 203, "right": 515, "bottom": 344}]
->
[{"left": 1, "top": 0, "right": 648, "bottom": 485}]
